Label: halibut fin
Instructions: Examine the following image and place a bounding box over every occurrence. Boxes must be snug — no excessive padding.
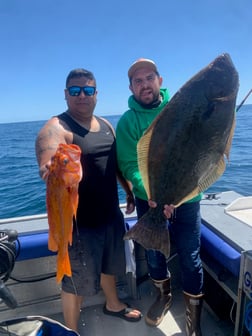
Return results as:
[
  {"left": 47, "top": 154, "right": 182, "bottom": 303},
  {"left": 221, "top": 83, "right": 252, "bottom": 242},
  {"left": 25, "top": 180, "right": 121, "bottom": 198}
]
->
[
  {"left": 137, "top": 126, "right": 153, "bottom": 199},
  {"left": 225, "top": 119, "right": 236, "bottom": 161}
]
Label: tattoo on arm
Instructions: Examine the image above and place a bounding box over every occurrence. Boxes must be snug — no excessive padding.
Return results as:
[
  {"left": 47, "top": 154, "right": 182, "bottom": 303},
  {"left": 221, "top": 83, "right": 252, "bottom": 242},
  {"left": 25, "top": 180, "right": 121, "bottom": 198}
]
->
[{"left": 35, "top": 123, "right": 64, "bottom": 162}]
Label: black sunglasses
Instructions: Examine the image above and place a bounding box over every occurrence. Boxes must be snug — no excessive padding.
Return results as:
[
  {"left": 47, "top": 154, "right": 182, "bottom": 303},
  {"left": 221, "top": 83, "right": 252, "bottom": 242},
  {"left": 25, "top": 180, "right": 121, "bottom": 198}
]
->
[{"left": 67, "top": 86, "right": 96, "bottom": 97}]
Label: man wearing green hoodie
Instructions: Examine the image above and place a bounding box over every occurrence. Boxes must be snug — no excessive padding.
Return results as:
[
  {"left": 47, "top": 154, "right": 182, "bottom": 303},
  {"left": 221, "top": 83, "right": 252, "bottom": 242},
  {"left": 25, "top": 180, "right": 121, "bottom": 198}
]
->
[{"left": 116, "top": 58, "right": 203, "bottom": 336}]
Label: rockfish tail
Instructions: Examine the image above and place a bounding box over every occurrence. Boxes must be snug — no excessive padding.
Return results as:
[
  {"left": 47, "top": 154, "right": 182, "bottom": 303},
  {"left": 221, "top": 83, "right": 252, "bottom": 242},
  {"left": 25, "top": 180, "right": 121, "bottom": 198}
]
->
[{"left": 124, "top": 53, "right": 239, "bottom": 257}]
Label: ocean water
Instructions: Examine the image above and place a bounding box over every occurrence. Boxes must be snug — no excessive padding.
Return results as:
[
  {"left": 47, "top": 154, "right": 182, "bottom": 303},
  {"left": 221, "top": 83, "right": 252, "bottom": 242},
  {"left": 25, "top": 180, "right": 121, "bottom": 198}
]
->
[{"left": 0, "top": 105, "right": 251, "bottom": 220}]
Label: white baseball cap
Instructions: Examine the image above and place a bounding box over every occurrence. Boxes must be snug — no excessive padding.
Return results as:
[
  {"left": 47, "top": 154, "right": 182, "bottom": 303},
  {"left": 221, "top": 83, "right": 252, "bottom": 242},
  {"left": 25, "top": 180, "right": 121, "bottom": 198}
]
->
[{"left": 128, "top": 58, "right": 158, "bottom": 79}]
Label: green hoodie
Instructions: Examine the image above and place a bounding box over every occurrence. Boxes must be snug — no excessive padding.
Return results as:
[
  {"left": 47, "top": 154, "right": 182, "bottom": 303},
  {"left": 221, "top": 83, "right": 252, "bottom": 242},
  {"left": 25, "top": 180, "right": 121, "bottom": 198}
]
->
[{"left": 116, "top": 88, "right": 202, "bottom": 203}]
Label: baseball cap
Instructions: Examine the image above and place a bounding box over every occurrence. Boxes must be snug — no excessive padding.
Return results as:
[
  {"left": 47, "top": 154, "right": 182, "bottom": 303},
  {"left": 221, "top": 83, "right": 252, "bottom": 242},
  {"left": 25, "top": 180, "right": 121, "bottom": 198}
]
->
[{"left": 128, "top": 58, "right": 158, "bottom": 79}]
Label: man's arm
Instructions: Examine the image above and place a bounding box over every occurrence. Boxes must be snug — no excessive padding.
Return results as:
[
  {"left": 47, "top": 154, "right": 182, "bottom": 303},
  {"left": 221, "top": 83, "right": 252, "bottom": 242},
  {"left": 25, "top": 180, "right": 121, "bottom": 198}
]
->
[
  {"left": 35, "top": 117, "right": 67, "bottom": 180},
  {"left": 116, "top": 168, "right": 135, "bottom": 215}
]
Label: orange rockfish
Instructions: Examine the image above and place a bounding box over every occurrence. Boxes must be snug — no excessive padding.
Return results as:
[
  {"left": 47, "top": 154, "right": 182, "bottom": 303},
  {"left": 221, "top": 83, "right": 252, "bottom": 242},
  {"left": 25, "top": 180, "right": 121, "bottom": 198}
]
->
[{"left": 46, "top": 143, "right": 82, "bottom": 283}]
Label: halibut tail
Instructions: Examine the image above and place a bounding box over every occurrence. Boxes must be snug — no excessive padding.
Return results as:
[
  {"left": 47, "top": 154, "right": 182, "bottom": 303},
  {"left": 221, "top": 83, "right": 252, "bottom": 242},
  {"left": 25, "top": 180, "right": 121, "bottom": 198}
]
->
[{"left": 124, "top": 212, "right": 170, "bottom": 258}]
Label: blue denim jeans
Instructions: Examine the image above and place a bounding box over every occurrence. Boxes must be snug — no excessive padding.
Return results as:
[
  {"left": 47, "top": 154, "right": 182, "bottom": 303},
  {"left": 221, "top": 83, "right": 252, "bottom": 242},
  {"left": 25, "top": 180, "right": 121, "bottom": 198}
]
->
[{"left": 135, "top": 197, "right": 203, "bottom": 295}]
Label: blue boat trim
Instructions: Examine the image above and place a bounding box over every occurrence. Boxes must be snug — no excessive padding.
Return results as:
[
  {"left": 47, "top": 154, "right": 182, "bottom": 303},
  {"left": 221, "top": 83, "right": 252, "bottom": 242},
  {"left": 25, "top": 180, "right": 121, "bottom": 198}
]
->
[
  {"left": 16, "top": 232, "right": 56, "bottom": 261},
  {"left": 15, "top": 218, "right": 240, "bottom": 277}
]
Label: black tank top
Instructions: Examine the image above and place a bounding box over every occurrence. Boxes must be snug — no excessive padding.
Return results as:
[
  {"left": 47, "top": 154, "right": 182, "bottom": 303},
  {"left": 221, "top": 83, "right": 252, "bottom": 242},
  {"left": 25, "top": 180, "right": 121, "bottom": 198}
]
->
[{"left": 58, "top": 112, "right": 120, "bottom": 228}]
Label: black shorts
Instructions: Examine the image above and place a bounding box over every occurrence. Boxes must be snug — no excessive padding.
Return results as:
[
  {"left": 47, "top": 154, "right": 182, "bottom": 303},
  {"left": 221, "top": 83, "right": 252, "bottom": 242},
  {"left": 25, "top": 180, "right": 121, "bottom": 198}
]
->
[{"left": 61, "top": 210, "right": 126, "bottom": 296}]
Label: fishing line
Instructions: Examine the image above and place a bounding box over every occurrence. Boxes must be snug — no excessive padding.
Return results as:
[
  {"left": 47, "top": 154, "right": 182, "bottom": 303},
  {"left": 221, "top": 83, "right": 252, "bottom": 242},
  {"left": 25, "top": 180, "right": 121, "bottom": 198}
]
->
[{"left": 236, "top": 88, "right": 252, "bottom": 112}]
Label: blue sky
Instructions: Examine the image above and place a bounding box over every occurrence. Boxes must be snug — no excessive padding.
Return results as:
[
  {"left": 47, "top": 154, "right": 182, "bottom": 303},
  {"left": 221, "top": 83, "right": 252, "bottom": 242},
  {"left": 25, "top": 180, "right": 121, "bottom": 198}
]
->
[{"left": 0, "top": 0, "right": 251, "bottom": 123}]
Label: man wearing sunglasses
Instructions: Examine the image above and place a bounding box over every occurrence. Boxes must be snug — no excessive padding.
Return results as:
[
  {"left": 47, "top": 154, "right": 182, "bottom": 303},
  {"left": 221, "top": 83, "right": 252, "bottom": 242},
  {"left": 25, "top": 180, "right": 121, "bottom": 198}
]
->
[
  {"left": 116, "top": 59, "right": 204, "bottom": 335},
  {"left": 35, "top": 68, "right": 142, "bottom": 332}
]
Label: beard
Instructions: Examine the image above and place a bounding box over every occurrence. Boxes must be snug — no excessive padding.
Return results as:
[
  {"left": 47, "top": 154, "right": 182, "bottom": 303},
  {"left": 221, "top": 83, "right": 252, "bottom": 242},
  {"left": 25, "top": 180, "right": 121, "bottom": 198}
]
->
[{"left": 135, "top": 90, "right": 162, "bottom": 109}]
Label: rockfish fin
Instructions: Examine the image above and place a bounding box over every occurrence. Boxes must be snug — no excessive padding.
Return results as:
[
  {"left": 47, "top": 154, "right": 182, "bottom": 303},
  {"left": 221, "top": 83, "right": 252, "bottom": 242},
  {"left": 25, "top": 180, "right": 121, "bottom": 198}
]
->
[
  {"left": 56, "top": 250, "right": 72, "bottom": 283},
  {"left": 48, "top": 235, "right": 58, "bottom": 252}
]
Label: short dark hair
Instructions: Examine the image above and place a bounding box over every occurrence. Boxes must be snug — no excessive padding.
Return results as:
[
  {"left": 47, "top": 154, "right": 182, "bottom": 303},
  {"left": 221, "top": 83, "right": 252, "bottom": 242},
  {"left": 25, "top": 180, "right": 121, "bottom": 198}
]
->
[{"left": 65, "top": 68, "right": 96, "bottom": 87}]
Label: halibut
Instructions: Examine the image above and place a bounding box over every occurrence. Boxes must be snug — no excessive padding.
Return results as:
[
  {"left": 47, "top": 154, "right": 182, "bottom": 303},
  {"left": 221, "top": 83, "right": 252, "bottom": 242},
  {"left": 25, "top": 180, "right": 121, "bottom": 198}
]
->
[{"left": 124, "top": 53, "right": 239, "bottom": 257}]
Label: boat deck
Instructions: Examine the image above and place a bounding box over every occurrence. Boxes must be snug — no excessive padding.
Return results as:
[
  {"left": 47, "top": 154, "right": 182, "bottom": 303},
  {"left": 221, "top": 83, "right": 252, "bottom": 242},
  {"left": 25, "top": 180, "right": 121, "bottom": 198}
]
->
[
  {"left": 48, "top": 262, "right": 235, "bottom": 336},
  {"left": 0, "top": 249, "right": 235, "bottom": 335},
  {"left": 1, "top": 191, "right": 252, "bottom": 335}
]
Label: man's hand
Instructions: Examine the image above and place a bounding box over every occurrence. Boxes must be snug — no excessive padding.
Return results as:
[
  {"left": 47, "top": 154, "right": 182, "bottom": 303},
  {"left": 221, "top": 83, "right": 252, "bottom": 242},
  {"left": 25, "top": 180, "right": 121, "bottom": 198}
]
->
[
  {"left": 148, "top": 200, "right": 174, "bottom": 219},
  {"left": 125, "top": 193, "right": 135, "bottom": 215},
  {"left": 39, "top": 163, "right": 50, "bottom": 181}
]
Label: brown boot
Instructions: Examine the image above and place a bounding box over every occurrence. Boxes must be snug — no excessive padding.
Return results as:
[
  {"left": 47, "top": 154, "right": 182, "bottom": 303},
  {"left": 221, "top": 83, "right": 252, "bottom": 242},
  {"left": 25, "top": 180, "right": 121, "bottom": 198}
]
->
[
  {"left": 184, "top": 291, "right": 204, "bottom": 336},
  {"left": 145, "top": 278, "right": 172, "bottom": 326}
]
